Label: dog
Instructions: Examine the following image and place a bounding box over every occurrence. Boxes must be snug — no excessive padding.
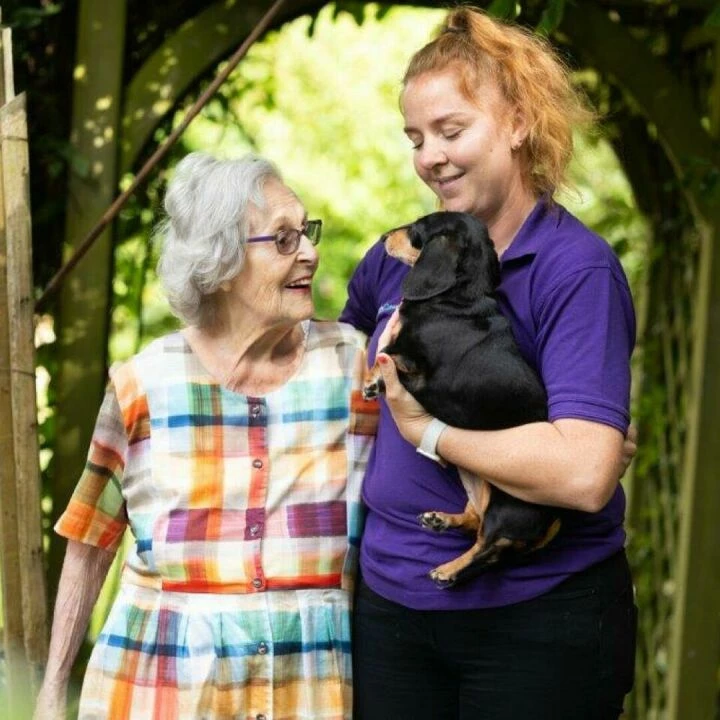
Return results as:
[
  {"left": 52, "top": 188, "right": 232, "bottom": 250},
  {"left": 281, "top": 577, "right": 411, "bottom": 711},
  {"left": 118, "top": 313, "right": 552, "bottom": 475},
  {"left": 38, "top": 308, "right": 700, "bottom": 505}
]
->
[{"left": 364, "top": 211, "right": 561, "bottom": 587}]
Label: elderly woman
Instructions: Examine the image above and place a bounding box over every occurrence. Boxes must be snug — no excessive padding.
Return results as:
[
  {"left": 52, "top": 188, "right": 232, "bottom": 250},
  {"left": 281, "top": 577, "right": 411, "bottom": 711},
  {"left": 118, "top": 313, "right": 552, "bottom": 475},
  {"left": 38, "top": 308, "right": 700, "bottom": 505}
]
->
[{"left": 34, "top": 152, "right": 375, "bottom": 720}]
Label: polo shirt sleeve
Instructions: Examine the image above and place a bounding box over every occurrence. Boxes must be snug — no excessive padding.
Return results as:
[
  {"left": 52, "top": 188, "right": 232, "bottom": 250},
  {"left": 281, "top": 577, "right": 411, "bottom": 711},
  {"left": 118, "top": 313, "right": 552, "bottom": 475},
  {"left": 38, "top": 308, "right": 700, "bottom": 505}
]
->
[
  {"left": 534, "top": 265, "right": 635, "bottom": 433},
  {"left": 339, "top": 242, "right": 383, "bottom": 334},
  {"left": 54, "top": 379, "right": 129, "bottom": 552}
]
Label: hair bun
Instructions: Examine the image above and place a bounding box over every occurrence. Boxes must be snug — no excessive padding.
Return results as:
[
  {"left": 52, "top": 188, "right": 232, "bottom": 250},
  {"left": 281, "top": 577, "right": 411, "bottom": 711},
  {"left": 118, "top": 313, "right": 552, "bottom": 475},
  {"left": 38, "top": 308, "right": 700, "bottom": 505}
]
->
[{"left": 443, "top": 8, "right": 471, "bottom": 35}]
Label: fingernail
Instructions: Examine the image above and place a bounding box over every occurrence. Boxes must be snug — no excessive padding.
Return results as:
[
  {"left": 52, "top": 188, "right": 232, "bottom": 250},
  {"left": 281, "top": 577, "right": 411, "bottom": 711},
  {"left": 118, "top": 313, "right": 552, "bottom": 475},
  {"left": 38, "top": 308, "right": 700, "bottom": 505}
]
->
[{"left": 378, "top": 355, "right": 387, "bottom": 365}]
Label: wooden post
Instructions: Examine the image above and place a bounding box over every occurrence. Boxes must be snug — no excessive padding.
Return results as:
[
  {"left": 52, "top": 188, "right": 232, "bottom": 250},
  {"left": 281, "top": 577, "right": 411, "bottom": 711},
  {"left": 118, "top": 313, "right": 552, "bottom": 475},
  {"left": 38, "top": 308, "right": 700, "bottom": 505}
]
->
[{"left": 0, "top": 14, "right": 48, "bottom": 715}]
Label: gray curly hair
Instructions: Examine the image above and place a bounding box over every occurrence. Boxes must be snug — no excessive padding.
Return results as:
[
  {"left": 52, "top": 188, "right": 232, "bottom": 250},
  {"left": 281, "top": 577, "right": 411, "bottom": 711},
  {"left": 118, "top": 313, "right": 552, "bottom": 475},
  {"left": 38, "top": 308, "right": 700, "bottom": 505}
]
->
[{"left": 156, "top": 151, "right": 282, "bottom": 327}]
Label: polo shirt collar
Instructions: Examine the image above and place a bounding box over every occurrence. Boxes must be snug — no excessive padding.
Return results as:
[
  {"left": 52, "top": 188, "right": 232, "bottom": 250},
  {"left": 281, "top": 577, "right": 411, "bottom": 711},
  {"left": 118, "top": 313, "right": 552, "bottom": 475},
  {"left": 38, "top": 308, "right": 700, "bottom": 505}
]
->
[{"left": 500, "top": 195, "right": 560, "bottom": 263}]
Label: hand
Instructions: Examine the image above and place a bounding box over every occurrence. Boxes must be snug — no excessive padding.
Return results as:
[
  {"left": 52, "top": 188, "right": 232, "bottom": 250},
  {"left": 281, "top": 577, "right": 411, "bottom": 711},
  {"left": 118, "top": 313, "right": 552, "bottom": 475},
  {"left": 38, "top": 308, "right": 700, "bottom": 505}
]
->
[
  {"left": 620, "top": 424, "right": 638, "bottom": 478},
  {"left": 33, "top": 679, "right": 67, "bottom": 720},
  {"left": 377, "top": 352, "right": 432, "bottom": 447}
]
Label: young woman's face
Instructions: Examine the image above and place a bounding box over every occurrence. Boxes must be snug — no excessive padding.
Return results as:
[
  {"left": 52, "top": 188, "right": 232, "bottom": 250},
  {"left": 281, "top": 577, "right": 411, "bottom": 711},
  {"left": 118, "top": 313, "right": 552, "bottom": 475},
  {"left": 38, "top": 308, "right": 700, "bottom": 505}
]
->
[{"left": 402, "top": 69, "right": 528, "bottom": 225}]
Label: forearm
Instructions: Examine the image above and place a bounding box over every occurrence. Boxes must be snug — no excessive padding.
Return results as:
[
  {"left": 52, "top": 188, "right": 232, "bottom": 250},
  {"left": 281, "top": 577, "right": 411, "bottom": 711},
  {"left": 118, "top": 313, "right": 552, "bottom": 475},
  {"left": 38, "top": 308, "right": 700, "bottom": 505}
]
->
[
  {"left": 436, "top": 418, "right": 625, "bottom": 512},
  {"left": 42, "top": 540, "right": 115, "bottom": 684}
]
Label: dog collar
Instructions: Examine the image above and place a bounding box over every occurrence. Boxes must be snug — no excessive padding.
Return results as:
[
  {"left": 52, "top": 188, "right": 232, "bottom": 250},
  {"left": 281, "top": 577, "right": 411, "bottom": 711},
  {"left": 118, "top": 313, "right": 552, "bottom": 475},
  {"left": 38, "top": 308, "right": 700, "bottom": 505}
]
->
[{"left": 417, "top": 418, "right": 449, "bottom": 465}]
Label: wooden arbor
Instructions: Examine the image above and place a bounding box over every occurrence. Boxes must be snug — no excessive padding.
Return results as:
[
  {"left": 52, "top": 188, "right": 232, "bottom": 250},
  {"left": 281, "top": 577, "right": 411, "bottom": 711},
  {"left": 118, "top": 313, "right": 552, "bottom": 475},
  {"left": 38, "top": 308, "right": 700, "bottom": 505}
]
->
[
  {"left": 4, "top": 1, "right": 720, "bottom": 718},
  {"left": 0, "top": 12, "right": 48, "bottom": 715}
]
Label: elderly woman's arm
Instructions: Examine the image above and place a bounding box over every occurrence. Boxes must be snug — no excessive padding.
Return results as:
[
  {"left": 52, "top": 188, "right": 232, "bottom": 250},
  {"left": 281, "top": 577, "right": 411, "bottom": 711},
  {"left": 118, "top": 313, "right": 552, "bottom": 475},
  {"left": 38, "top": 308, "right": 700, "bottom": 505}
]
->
[
  {"left": 33, "top": 540, "right": 115, "bottom": 720},
  {"left": 376, "top": 354, "right": 633, "bottom": 514}
]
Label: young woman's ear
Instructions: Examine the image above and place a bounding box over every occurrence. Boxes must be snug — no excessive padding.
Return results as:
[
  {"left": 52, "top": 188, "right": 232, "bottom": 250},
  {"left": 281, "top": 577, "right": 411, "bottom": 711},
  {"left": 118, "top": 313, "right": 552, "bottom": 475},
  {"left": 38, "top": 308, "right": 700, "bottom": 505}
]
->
[{"left": 510, "top": 106, "right": 529, "bottom": 152}]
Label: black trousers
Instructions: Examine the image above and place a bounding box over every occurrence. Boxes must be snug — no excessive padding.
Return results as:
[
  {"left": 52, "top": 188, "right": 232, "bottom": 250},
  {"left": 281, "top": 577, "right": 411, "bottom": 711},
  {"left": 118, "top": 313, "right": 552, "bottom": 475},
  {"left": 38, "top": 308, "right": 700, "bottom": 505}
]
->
[{"left": 353, "top": 551, "right": 637, "bottom": 720}]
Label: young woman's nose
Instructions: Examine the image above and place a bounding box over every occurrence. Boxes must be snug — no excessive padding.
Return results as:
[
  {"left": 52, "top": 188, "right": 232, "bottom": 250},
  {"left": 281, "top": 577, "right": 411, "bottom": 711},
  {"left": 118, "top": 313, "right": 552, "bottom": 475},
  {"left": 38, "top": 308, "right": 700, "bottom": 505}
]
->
[{"left": 416, "top": 138, "right": 448, "bottom": 171}]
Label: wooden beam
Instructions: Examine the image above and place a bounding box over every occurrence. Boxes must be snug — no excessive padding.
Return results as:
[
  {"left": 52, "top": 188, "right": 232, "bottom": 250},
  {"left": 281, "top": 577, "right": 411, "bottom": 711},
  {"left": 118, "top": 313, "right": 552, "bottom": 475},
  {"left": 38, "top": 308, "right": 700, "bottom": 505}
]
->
[
  {"left": 49, "top": 0, "right": 127, "bottom": 604},
  {"left": 559, "top": 5, "right": 720, "bottom": 718},
  {"left": 0, "top": 19, "right": 29, "bottom": 712},
  {"left": 0, "top": 91, "right": 49, "bottom": 670}
]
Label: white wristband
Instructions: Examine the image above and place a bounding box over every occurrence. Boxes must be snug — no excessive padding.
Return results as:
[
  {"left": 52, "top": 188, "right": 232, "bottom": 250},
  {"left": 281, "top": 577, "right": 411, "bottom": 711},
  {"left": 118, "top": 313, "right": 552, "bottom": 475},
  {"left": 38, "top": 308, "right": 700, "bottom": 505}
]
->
[{"left": 416, "top": 418, "right": 448, "bottom": 465}]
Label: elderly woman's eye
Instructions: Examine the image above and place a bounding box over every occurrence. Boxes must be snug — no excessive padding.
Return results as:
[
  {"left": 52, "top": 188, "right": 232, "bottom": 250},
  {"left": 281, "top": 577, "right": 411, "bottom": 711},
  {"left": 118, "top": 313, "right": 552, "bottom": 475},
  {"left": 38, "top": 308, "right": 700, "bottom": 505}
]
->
[{"left": 275, "top": 230, "right": 295, "bottom": 252}]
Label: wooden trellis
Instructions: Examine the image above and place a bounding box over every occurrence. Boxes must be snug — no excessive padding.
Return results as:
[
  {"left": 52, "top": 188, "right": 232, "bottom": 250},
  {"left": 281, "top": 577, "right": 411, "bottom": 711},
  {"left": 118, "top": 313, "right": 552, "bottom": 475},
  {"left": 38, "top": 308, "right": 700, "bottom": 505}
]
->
[{"left": 0, "top": 12, "right": 49, "bottom": 716}]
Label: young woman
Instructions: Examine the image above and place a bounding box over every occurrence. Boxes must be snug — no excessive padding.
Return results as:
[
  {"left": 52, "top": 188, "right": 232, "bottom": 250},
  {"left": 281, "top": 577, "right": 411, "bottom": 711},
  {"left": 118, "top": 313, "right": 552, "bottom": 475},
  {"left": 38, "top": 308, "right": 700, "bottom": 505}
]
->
[{"left": 341, "top": 8, "right": 637, "bottom": 719}]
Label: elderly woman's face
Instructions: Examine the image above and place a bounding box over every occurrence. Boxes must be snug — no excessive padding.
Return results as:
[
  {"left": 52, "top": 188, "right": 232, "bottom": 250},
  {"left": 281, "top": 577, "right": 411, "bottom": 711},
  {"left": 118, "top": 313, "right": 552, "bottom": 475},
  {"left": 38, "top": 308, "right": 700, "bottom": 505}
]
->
[
  {"left": 226, "top": 178, "right": 319, "bottom": 328},
  {"left": 402, "top": 68, "right": 528, "bottom": 225}
]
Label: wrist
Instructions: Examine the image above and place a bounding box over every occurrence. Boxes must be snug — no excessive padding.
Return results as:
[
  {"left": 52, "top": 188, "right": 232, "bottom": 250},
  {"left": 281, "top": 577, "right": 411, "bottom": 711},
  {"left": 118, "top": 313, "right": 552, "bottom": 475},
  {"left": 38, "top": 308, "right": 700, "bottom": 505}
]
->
[{"left": 416, "top": 418, "right": 448, "bottom": 464}]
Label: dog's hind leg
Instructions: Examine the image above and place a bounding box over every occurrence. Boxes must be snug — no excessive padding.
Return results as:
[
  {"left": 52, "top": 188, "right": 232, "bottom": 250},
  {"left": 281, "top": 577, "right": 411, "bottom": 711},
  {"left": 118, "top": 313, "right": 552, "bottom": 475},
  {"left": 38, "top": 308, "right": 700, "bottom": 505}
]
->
[{"left": 429, "top": 537, "right": 519, "bottom": 588}]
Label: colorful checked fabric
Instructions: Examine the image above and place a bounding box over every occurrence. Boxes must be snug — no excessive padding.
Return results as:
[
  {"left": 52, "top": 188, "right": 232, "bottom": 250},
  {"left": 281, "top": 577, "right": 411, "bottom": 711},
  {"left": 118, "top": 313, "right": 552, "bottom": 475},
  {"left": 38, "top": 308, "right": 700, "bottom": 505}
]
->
[{"left": 55, "top": 321, "right": 378, "bottom": 719}]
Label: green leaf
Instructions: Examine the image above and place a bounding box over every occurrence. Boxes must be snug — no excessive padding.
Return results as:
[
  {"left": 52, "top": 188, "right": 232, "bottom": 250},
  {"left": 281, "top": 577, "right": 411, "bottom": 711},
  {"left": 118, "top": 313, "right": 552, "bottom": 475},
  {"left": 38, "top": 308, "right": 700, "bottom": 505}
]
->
[
  {"left": 537, "top": 0, "right": 567, "bottom": 35},
  {"left": 10, "top": 4, "right": 62, "bottom": 29},
  {"left": 704, "top": 2, "right": 720, "bottom": 27},
  {"left": 487, "top": 0, "right": 518, "bottom": 20}
]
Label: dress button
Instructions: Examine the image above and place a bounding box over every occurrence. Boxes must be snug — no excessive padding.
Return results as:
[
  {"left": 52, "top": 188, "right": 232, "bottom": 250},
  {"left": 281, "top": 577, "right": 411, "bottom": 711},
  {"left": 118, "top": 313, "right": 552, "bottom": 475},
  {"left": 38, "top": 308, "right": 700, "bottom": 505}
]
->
[
  {"left": 252, "top": 578, "right": 263, "bottom": 589},
  {"left": 258, "top": 641, "right": 268, "bottom": 655},
  {"left": 252, "top": 458, "right": 263, "bottom": 469}
]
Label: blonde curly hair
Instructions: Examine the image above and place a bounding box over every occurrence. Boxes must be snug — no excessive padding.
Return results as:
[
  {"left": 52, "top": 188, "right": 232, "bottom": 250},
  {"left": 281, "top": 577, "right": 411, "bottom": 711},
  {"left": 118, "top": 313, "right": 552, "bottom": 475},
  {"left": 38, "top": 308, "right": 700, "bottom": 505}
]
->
[{"left": 402, "top": 7, "right": 595, "bottom": 197}]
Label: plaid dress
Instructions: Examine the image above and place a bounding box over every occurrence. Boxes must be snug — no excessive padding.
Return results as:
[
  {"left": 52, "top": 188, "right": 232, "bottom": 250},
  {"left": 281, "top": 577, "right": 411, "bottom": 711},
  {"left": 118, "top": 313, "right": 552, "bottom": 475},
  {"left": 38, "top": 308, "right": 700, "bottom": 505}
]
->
[{"left": 55, "top": 321, "right": 378, "bottom": 720}]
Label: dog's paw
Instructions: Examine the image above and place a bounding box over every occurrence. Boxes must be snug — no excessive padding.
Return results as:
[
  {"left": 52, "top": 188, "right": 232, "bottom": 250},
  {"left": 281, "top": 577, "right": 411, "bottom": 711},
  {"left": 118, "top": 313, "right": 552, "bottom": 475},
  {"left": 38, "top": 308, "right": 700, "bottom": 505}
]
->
[
  {"left": 362, "top": 378, "right": 385, "bottom": 400},
  {"left": 429, "top": 568, "right": 457, "bottom": 588},
  {"left": 418, "top": 511, "right": 449, "bottom": 532}
]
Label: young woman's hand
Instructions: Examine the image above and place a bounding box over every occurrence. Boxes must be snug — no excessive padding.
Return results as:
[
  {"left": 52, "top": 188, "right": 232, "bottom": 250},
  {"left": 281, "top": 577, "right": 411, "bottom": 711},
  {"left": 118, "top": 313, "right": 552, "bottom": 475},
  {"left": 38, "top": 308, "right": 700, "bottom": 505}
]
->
[
  {"left": 620, "top": 424, "right": 638, "bottom": 478},
  {"left": 376, "top": 352, "right": 432, "bottom": 447}
]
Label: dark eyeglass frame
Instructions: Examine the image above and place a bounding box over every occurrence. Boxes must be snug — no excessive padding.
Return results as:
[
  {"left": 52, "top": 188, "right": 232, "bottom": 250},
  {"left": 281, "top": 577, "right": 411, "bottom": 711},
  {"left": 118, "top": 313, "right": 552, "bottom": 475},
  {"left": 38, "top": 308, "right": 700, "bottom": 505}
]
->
[{"left": 246, "top": 219, "right": 322, "bottom": 255}]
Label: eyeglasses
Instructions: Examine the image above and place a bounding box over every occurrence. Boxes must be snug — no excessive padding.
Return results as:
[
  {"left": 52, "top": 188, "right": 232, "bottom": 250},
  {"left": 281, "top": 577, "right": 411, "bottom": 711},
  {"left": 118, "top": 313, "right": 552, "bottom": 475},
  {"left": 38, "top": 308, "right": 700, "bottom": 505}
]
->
[{"left": 246, "top": 219, "right": 322, "bottom": 255}]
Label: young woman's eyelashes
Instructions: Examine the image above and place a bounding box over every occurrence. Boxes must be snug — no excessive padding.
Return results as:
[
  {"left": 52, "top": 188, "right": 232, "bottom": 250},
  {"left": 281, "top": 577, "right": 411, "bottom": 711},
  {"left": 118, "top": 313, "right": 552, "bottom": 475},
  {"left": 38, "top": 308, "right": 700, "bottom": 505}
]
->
[{"left": 406, "top": 127, "right": 463, "bottom": 150}]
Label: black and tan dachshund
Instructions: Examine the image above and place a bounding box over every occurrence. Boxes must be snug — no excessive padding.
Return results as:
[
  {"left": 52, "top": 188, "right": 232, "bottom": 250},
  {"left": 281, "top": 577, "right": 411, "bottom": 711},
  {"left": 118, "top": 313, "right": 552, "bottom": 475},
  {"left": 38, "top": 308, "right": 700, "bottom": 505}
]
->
[{"left": 364, "top": 211, "right": 561, "bottom": 587}]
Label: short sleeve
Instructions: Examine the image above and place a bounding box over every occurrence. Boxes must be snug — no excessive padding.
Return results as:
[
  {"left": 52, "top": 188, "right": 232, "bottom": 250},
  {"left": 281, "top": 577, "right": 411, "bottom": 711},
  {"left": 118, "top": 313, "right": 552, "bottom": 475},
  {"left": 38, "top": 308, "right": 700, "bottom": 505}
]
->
[
  {"left": 535, "top": 266, "right": 635, "bottom": 433},
  {"left": 339, "top": 242, "right": 383, "bottom": 334},
  {"left": 55, "top": 380, "right": 129, "bottom": 552}
]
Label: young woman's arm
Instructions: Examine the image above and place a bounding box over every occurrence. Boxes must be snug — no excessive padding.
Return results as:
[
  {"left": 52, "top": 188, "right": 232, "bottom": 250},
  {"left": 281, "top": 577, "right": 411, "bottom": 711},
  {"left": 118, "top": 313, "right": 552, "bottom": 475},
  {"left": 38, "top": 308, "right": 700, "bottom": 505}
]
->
[{"left": 376, "top": 354, "right": 632, "bottom": 513}]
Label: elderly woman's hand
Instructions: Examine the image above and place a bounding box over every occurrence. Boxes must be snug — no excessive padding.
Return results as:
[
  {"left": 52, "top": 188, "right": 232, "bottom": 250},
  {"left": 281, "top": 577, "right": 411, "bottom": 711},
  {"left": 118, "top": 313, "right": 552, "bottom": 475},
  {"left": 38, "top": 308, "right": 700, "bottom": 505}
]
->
[{"left": 376, "top": 353, "right": 433, "bottom": 447}]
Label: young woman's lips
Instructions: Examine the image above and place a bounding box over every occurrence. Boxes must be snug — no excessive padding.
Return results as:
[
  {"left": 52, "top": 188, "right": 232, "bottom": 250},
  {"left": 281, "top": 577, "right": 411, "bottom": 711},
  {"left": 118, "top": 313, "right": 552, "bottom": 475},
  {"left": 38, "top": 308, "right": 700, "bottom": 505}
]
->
[{"left": 435, "top": 173, "right": 464, "bottom": 192}]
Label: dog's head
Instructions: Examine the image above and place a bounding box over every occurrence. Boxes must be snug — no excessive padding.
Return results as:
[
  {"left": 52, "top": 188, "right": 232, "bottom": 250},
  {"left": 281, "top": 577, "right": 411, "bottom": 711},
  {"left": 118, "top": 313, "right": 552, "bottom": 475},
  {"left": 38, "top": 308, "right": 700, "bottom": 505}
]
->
[{"left": 382, "top": 212, "right": 500, "bottom": 301}]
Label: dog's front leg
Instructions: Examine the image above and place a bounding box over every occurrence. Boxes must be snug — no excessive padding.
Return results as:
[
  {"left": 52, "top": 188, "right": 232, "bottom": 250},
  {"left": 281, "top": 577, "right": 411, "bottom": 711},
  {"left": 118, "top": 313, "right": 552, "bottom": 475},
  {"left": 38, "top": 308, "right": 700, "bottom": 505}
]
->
[{"left": 362, "top": 353, "right": 415, "bottom": 399}]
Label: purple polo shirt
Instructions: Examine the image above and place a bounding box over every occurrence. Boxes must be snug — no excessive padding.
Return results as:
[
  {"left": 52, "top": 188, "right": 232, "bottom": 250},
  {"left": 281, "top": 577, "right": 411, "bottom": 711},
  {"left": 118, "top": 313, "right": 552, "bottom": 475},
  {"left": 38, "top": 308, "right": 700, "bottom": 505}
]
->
[{"left": 339, "top": 199, "right": 636, "bottom": 609}]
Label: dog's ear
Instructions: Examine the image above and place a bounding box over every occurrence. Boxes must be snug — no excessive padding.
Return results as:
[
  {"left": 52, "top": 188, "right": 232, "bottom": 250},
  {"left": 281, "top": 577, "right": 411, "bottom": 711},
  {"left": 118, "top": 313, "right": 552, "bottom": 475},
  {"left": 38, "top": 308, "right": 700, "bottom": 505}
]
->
[
  {"left": 402, "top": 234, "right": 458, "bottom": 300},
  {"left": 461, "top": 217, "right": 501, "bottom": 295}
]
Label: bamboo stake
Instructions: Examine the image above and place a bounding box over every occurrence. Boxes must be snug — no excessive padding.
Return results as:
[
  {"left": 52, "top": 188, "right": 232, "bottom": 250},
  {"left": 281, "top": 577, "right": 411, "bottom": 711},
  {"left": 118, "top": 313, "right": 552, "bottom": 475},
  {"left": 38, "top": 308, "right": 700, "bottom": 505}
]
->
[{"left": 35, "top": 0, "right": 287, "bottom": 311}]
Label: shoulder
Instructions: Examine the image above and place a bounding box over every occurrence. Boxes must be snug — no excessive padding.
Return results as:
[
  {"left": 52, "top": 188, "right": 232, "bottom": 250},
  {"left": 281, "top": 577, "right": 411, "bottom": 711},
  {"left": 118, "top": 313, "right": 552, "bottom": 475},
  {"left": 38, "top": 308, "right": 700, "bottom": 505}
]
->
[
  {"left": 531, "top": 203, "right": 630, "bottom": 296},
  {"left": 108, "top": 331, "right": 185, "bottom": 395},
  {"left": 540, "top": 205, "right": 625, "bottom": 269},
  {"left": 308, "top": 320, "right": 367, "bottom": 350}
]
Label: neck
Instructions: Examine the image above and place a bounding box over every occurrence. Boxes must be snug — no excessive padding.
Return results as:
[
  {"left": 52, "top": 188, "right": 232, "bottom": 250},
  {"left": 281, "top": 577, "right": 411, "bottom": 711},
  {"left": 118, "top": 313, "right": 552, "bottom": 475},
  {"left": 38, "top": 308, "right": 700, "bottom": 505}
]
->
[
  {"left": 185, "top": 314, "right": 307, "bottom": 395},
  {"left": 484, "top": 187, "right": 538, "bottom": 258}
]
